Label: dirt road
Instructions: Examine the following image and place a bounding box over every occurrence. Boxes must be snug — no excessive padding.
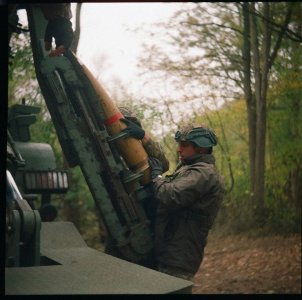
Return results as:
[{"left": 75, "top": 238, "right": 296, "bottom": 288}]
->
[{"left": 192, "top": 234, "right": 301, "bottom": 294}]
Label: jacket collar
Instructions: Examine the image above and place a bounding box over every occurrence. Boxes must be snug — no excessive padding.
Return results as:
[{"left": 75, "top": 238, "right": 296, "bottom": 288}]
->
[{"left": 181, "top": 153, "right": 215, "bottom": 166}]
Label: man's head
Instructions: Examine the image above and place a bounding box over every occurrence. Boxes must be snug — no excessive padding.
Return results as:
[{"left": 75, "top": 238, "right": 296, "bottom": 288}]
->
[{"left": 174, "top": 124, "right": 217, "bottom": 162}]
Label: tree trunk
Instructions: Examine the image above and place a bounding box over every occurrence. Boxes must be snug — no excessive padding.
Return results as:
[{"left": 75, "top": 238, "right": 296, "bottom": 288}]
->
[
  {"left": 249, "top": 3, "right": 269, "bottom": 222},
  {"left": 242, "top": 2, "right": 256, "bottom": 197},
  {"left": 289, "top": 9, "right": 302, "bottom": 212},
  {"left": 242, "top": 3, "right": 293, "bottom": 224}
]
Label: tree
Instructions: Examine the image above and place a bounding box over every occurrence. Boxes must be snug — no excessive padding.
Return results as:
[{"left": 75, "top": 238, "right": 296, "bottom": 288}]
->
[
  {"left": 264, "top": 6, "right": 302, "bottom": 231},
  {"left": 137, "top": 2, "right": 301, "bottom": 226},
  {"left": 241, "top": 2, "right": 301, "bottom": 222}
]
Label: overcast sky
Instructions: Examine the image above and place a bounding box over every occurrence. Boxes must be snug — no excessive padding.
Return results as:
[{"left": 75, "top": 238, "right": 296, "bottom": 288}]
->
[
  {"left": 16, "top": 3, "right": 210, "bottom": 134},
  {"left": 17, "top": 3, "right": 182, "bottom": 94},
  {"left": 71, "top": 3, "right": 182, "bottom": 94}
]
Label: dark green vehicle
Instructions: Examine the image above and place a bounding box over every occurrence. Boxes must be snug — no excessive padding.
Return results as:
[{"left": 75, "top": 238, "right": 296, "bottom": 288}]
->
[{"left": 6, "top": 4, "right": 192, "bottom": 294}]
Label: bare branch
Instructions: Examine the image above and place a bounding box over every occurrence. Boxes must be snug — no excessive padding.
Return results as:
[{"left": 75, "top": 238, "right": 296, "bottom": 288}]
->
[
  {"left": 268, "top": 3, "right": 294, "bottom": 70},
  {"left": 240, "top": 2, "right": 301, "bottom": 42},
  {"left": 180, "top": 21, "right": 243, "bottom": 35}
]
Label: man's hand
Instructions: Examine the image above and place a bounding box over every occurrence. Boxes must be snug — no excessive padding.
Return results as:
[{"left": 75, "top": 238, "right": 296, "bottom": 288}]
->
[
  {"left": 49, "top": 45, "right": 66, "bottom": 57},
  {"left": 121, "top": 118, "right": 145, "bottom": 140},
  {"left": 149, "top": 157, "right": 163, "bottom": 179}
]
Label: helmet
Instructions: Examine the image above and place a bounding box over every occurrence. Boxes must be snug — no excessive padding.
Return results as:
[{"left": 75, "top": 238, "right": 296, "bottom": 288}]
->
[
  {"left": 119, "top": 106, "right": 142, "bottom": 127},
  {"left": 174, "top": 124, "right": 217, "bottom": 148},
  {"left": 119, "top": 106, "right": 137, "bottom": 119}
]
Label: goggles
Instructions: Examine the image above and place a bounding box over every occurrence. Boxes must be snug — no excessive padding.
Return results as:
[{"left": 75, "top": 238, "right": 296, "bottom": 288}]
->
[{"left": 175, "top": 127, "right": 217, "bottom": 147}]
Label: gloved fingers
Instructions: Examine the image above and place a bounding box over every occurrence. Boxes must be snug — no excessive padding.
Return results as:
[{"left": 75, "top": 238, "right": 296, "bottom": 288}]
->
[
  {"left": 119, "top": 117, "right": 145, "bottom": 139},
  {"left": 148, "top": 157, "right": 156, "bottom": 166},
  {"left": 120, "top": 118, "right": 131, "bottom": 126},
  {"left": 120, "top": 126, "right": 130, "bottom": 134},
  {"left": 148, "top": 157, "right": 163, "bottom": 169}
]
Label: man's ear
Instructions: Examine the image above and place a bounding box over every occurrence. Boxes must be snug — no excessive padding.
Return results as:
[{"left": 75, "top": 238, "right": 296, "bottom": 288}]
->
[{"left": 196, "top": 147, "right": 208, "bottom": 154}]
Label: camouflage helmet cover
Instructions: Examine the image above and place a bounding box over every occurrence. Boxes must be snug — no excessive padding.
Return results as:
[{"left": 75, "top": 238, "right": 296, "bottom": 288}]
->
[
  {"left": 175, "top": 124, "right": 217, "bottom": 148},
  {"left": 119, "top": 106, "right": 137, "bottom": 119},
  {"left": 119, "top": 106, "right": 142, "bottom": 127}
]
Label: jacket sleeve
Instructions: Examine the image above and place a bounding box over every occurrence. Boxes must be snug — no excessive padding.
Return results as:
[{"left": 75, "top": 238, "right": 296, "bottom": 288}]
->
[
  {"left": 143, "top": 138, "right": 169, "bottom": 173},
  {"left": 153, "top": 164, "right": 213, "bottom": 211}
]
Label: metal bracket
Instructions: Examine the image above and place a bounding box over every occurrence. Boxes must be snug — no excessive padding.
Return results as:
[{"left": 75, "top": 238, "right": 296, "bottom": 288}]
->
[{"left": 107, "top": 131, "right": 129, "bottom": 143}]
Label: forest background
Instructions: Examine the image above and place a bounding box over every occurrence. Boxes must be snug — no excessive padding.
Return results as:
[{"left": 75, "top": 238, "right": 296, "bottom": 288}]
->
[{"left": 8, "top": 2, "right": 301, "bottom": 250}]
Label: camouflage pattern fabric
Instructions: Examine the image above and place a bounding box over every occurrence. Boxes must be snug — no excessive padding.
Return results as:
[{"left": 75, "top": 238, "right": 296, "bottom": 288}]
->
[{"left": 143, "top": 139, "right": 169, "bottom": 173}]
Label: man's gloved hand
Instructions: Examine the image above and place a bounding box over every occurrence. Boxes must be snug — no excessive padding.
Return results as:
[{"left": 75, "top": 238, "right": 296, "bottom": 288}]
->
[
  {"left": 121, "top": 118, "right": 145, "bottom": 140},
  {"left": 149, "top": 157, "right": 163, "bottom": 180}
]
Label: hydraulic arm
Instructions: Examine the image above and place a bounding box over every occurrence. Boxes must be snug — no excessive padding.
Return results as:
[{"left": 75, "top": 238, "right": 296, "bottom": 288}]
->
[{"left": 26, "top": 4, "right": 154, "bottom": 263}]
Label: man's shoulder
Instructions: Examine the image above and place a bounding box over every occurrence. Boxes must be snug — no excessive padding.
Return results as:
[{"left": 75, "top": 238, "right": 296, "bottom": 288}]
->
[
  {"left": 187, "top": 161, "right": 218, "bottom": 178},
  {"left": 191, "top": 161, "right": 214, "bottom": 168}
]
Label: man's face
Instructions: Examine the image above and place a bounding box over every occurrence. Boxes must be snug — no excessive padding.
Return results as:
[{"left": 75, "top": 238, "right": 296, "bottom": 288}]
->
[{"left": 177, "top": 141, "right": 199, "bottom": 162}]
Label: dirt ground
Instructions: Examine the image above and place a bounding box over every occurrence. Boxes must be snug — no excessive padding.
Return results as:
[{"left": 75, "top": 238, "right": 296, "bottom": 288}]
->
[{"left": 192, "top": 234, "right": 301, "bottom": 294}]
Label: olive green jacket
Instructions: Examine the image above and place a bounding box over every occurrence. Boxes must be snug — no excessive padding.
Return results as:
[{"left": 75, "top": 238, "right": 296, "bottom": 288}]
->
[{"left": 153, "top": 153, "right": 224, "bottom": 274}]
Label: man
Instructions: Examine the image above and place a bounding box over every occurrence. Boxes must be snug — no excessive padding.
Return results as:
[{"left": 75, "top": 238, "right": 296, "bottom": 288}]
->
[
  {"left": 149, "top": 124, "right": 224, "bottom": 280},
  {"left": 40, "top": 3, "right": 74, "bottom": 56}
]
